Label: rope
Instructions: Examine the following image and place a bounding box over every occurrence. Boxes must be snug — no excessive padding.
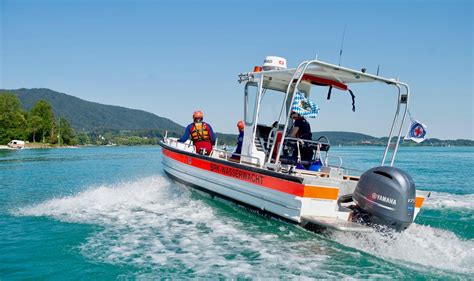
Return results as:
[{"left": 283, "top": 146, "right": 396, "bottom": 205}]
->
[
  {"left": 348, "top": 89, "right": 356, "bottom": 112},
  {"left": 327, "top": 86, "right": 333, "bottom": 100}
]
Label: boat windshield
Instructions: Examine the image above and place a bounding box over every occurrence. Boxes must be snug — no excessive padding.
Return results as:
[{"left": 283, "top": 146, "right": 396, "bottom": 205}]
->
[
  {"left": 258, "top": 88, "right": 288, "bottom": 126},
  {"left": 244, "top": 82, "right": 258, "bottom": 126}
]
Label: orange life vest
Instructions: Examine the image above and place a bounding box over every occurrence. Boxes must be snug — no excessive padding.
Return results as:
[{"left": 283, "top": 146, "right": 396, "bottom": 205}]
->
[{"left": 190, "top": 122, "right": 211, "bottom": 143}]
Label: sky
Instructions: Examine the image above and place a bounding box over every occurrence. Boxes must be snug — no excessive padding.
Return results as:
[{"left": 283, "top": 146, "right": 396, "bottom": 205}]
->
[{"left": 1, "top": 0, "right": 472, "bottom": 139}]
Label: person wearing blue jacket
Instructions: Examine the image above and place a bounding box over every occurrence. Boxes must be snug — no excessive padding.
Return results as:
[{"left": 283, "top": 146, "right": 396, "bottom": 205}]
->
[{"left": 231, "top": 120, "right": 244, "bottom": 160}]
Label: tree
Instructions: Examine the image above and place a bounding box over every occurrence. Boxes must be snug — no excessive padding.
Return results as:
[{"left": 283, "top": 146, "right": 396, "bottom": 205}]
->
[
  {"left": 0, "top": 93, "right": 27, "bottom": 144},
  {"left": 57, "top": 118, "right": 76, "bottom": 145},
  {"left": 76, "top": 131, "right": 91, "bottom": 145},
  {"left": 28, "top": 114, "right": 43, "bottom": 143},
  {"left": 30, "top": 100, "right": 55, "bottom": 143}
]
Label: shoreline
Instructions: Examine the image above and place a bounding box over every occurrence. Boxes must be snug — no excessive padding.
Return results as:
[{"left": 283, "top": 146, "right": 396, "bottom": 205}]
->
[{"left": 2, "top": 142, "right": 473, "bottom": 150}]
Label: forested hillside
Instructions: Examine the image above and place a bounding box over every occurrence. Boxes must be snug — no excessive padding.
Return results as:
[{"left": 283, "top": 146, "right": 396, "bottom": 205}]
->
[{"left": 7, "top": 88, "right": 184, "bottom": 133}]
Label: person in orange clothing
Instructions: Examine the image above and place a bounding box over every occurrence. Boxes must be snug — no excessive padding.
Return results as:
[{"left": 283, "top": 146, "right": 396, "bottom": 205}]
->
[{"left": 178, "top": 110, "right": 216, "bottom": 155}]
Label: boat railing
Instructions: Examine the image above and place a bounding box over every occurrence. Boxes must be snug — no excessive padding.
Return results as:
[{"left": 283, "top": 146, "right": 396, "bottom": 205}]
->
[
  {"left": 164, "top": 135, "right": 196, "bottom": 153},
  {"left": 163, "top": 132, "right": 261, "bottom": 165},
  {"left": 338, "top": 165, "right": 365, "bottom": 175},
  {"left": 268, "top": 61, "right": 309, "bottom": 166},
  {"left": 283, "top": 137, "right": 330, "bottom": 149},
  {"left": 211, "top": 148, "right": 262, "bottom": 167},
  {"left": 324, "top": 155, "right": 343, "bottom": 169},
  {"left": 279, "top": 137, "right": 345, "bottom": 169},
  {"left": 271, "top": 137, "right": 332, "bottom": 166},
  {"left": 282, "top": 137, "right": 330, "bottom": 154},
  {"left": 259, "top": 59, "right": 410, "bottom": 168}
]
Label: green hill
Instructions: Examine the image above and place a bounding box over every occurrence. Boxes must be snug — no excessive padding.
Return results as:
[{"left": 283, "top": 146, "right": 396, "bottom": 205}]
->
[
  {"left": 4, "top": 88, "right": 184, "bottom": 133},
  {"left": 1, "top": 88, "right": 237, "bottom": 144},
  {"left": 313, "top": 131, "right": 378, "bottom": 145},
  {"left": 2, "top": 88, "right": 470, "bottom": 146}
]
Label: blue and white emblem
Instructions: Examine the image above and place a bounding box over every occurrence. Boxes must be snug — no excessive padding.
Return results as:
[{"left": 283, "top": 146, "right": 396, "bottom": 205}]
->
[{"left": 405, "top": 120, "right": 427, "bottom": 143}]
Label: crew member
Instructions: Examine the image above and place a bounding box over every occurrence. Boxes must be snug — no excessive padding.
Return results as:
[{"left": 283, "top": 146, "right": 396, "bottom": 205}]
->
[
  {"left": 289, "top": 111, "right": 313, "bottom": 163},
  {"left": 289, "top": 111, "right": 312, "bottom": 140},
  {"left": 231, "top": 120, "right": 244, "bottom": 160},
  {"left": 178, "top": 110, "right": 215, "bottom": 155}
]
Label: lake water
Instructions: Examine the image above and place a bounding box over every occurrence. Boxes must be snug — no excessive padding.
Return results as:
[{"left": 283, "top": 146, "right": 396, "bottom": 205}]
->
[{"left": 1, "top": 146, "right": 472, "bottom": 279}]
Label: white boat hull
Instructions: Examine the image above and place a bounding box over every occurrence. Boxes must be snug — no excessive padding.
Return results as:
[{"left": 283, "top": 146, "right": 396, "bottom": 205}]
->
[
  {"left": 163, "top": 147, "right": 303, "bottom": 222},
  {"left": 160, "top": 141, "right": 428, "bottom": 232}
]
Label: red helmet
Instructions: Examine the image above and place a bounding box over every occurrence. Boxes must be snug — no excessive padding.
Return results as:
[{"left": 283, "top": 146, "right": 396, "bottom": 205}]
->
[
  {"left": 193, "top": 110, "right": 203, "bottom": 120},
  {"left": 237, "top": 120, "right": 244, "bottom": 131}
]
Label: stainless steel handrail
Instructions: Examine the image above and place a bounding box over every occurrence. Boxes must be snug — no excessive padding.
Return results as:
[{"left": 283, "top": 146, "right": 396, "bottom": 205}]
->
[
  {"left": 325, "top": 155, "right": 343, "bottom": 169},
  {"left": 260, "top": 59, "right": 411, "bottom": 168},
  {"left": 283, "top": 137, "right": 330, "bottom": 146},
  {"left": 211, "top": 148, "right": 262, "bottom": 167},
  {"left": 164, "top": 131, "right": 261, "bottom": 165},
  {"left": 390, "top": 83, "right": 410, "bottom": 166},
  {"left": 270, "top": 137, "right": 331, "bottom": 165},
  {"left": 381, "top": 85, "right": 401, "bottom": 165},
  {"left": 164, "top": 136, "right": 196, "bottom": 152},
  {"left": 380, "top": 83, "right": 411, "bottom": 166},
  {"left": 271, "top": 61, "right": 309, "bottom": 165}
]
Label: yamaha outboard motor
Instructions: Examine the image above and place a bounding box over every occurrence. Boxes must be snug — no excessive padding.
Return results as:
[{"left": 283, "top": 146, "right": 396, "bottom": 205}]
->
[{"left": 352, "top": 166, "right": 416, "bottom": 231}]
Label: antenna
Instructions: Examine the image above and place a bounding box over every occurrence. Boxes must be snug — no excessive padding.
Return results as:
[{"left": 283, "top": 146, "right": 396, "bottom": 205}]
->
[
  {"left": 376, "top": 64, "right": 380, "bottom": 76},
  {"left": 338, "top": 24, "right": 347, "bottom": 66}
]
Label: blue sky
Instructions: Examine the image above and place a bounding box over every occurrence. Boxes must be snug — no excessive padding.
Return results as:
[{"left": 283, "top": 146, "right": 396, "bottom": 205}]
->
[{"left": 1, "top": 0, "right": 472, "bottom": 139}]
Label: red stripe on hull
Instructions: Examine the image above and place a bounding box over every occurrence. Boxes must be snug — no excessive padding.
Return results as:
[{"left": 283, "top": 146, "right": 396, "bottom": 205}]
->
[{"left": 163, "top": 148, "right": 304, "bottom": 196}]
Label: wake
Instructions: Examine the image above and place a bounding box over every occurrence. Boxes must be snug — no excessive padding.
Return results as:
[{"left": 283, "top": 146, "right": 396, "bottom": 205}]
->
[
  {"left": 423, "top": 191, "right": 474, "bottom": 211},
  {"left": 13, "top": 176, "right": 473, "bottom": 277},
  {"left": 14, "top": 176, "right": 331, "bottom": 278}
]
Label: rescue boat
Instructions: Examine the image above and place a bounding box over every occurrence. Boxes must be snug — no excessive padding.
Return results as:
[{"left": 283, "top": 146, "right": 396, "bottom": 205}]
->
[{"left": 159, "top": 56, "right": 430, "bottom": 233}]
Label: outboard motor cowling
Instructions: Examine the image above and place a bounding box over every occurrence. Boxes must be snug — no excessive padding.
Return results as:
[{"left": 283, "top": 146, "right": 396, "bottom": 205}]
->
[{"left": 353, "top": 166, "right": 416, "bottom": 231}]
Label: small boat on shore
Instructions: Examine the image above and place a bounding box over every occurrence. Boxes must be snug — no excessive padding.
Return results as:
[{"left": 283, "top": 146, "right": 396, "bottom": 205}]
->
[{"left": 159, "top": 57, "right": 429, "bottom": 233}]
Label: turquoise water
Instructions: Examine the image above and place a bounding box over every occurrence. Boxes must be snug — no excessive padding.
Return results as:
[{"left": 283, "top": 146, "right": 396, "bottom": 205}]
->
[{"left": 1, "top": 146, "right": 472, "bottom": 279}]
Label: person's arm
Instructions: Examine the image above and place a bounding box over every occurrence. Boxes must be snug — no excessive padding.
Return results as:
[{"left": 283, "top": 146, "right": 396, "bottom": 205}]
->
[
  {"left": 207, "top": 124, "right": 216, "bottom": 145},
  {"left": 178, "top": 124, "right": 192, "bottom": 142},
  {"left": 289, "top": 127, "right": 299, "bottom": 138}
]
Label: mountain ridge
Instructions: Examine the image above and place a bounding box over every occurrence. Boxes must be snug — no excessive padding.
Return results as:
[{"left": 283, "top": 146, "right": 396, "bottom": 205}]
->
[
  {"left": 2, "top": 88, "right": 471, "bottom": 146},
  {"left": 4, "top": 88, "right": 184, "bottom": 133}
]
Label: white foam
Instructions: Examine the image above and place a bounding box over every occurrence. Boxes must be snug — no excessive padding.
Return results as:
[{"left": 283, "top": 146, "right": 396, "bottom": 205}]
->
[
  {"left": 332, "top": 223, "right": 474, "bottom": 275},
  {"left": 423, "top": 191, "right": 474, "bottom": 210},
  {"left": 15, "top": 176, "right": 472, "bottom": 277},
  {"left": 15, "top": 176, "right": 333, "bottom": 278}
]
